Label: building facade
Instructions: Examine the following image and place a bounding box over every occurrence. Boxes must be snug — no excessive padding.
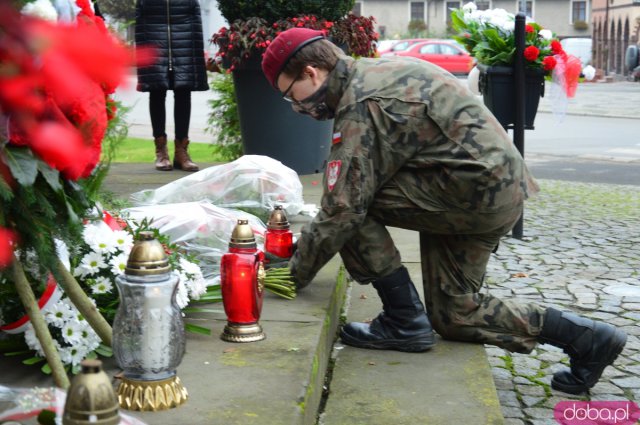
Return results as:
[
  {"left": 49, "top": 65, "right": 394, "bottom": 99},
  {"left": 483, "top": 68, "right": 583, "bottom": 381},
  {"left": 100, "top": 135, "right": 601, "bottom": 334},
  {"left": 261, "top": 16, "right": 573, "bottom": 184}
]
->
[
  {"left": 353, "top": 0, "right": 592, "bottom": 39},
  {"left": 591, "top": 0, "right": 640, "bottom": 75}
]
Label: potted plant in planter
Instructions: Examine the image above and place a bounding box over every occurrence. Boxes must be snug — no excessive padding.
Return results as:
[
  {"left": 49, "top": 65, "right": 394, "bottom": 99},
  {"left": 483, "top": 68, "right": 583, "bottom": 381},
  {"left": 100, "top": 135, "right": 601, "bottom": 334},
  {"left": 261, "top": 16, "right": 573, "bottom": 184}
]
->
[
  {"left": 450, "top": 2, "right": 565, "bottom": 129},
  {"left": 211, "top": 1, "right": 378, "bottom": 174}
]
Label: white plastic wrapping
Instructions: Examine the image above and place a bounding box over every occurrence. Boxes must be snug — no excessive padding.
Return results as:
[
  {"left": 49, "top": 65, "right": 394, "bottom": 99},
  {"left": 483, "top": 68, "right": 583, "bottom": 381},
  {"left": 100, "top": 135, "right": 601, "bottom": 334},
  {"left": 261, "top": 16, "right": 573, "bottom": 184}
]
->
[
  {"left": 130, "top": 155, "right": 304, "bottom": 222},
  {"left": 122, "top": 201, "right": 266, "bottom": 287}
]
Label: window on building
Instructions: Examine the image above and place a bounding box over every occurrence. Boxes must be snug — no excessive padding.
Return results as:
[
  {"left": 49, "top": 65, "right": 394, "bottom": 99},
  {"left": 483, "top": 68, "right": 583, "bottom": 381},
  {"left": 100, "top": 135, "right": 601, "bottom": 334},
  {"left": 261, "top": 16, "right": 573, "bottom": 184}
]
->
[
  {"left": 352, "top": 2, "right": 362, "bottom": 17},
  {"left": 475, "top": 1, "right": 491, "bottom": 10},
  {"left": 411, "top": 2, "right": 425, "bottom": 22},
  {"left": 446, "top": 1, "right": 461, "bottom": 24},
  {"left": 572, "top": 1, "right": 587, "bottom": 22},
  {"left": 517, "top": 1, "right": 533, "bottom": 17}
]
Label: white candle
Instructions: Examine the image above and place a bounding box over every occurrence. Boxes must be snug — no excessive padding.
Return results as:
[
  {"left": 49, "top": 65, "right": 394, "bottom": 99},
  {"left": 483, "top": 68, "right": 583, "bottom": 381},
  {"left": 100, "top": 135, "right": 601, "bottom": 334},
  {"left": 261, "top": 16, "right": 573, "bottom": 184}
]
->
[{"left": 141, "top": 284, "right": 172, "bottom": 374}]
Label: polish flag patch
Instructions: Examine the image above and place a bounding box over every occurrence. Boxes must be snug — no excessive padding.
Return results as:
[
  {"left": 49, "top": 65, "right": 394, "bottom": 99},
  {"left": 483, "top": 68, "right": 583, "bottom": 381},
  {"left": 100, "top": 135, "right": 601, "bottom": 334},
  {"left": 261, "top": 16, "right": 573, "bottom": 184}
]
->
[
  {"left": 326, "top": 160, "right": 342, "bottom": 192},
  {"left": 332, "top": 132, "right": 342, "bottom": 145}
]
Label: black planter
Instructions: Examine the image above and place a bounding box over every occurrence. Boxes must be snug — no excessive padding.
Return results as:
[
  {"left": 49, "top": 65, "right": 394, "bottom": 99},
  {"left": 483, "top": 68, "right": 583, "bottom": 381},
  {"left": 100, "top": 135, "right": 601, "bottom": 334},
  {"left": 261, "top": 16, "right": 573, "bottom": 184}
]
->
[
  {"left": 231, "top": 56, "right": 332, "bottom": 175},
  {"left": 477, "top": 64, "right": 546, "bottom": 130}
]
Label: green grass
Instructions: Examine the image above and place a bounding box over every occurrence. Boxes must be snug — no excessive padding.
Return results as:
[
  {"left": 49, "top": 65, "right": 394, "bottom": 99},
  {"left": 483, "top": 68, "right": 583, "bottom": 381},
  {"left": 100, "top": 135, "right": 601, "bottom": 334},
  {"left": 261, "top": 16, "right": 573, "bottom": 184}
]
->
[{"left": 111, "top": 137, "right": 225, "bottom": 163}]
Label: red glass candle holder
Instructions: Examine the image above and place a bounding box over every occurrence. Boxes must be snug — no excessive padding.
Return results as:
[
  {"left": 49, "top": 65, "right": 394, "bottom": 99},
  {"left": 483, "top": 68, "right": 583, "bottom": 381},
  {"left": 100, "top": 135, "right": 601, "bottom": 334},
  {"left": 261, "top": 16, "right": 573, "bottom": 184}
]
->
[
  {"left": 265, "top": 205, "right": 293, "bottom": 259},
  {"left": 220, "top": 220, "right": 265, "bottom": 343}
]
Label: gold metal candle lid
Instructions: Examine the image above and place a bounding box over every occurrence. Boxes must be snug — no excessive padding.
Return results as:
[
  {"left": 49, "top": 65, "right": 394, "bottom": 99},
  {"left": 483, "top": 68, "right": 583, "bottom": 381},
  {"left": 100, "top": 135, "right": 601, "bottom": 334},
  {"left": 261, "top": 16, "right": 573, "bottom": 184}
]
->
[
  {"left": 63, "top": 359, "right": 120, "bottom": 425},
  {"left": 229, "top": 219, "right": 256, "bottom": 249},
  {"left": 125, "top": 231, "right": 170, "bottom": 276},
  {"left": 267, "top": 205, "right": 290, "bottom": 230}
]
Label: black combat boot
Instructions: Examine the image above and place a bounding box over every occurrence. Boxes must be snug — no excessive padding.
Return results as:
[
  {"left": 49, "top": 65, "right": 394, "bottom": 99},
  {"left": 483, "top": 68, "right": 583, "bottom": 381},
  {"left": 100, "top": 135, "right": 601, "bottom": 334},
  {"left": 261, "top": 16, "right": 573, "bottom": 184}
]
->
[
  {"left": 340, "top": 267, "right": 435, "bottom": 353},
  {"left": 538, "top": 307, "right": 627, "bottom": 394}
]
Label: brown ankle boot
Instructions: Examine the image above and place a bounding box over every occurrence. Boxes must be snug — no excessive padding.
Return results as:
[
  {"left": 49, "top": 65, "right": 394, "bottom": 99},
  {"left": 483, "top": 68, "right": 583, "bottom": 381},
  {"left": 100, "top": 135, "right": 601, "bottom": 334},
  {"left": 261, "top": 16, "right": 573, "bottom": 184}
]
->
[
  {"left": 173, "top": 138, "right": 199, "bottom": 171},
  {"left": 154, "top": 135, "right": 172, "bottom": 171}
]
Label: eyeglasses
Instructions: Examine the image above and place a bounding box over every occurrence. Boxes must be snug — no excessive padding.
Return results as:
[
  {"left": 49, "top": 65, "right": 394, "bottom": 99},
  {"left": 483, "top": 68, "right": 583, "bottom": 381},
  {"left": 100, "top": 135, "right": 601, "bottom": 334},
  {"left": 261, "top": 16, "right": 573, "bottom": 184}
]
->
[{"left": 281, "top": 72, "right": 303, "bottom": 103}]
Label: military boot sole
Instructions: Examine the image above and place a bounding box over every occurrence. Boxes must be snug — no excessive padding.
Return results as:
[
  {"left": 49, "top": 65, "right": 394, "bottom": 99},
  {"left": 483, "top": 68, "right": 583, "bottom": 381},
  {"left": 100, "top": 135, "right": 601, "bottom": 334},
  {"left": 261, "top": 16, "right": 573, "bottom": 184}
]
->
[
  {"left": 551, "top": 329, "right": 627, "bottom": 394},
  {"left": 340, "top": 328, "right": 435, "bottom": 353}
]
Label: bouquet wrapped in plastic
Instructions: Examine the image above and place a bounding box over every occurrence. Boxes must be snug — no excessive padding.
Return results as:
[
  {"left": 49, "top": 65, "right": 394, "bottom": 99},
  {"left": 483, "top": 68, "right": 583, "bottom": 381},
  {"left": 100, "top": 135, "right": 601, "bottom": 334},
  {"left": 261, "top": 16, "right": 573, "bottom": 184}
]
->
[
  {"left": 122, "top": 201, "right": 267, "bottom": 287},
  {"left": 130, "top": 155, "right": 304, "bottom": 222}
]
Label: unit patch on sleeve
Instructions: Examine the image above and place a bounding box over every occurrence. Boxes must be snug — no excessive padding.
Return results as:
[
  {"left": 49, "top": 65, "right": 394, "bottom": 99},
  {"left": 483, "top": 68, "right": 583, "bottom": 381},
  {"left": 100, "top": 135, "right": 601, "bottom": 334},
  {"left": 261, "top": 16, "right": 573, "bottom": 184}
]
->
[
  {"left": 326, "top": 160, "right": 342, "bottom": 192},
  {"left": 332, "top": 132, "right": 342, "bottom": 145}
]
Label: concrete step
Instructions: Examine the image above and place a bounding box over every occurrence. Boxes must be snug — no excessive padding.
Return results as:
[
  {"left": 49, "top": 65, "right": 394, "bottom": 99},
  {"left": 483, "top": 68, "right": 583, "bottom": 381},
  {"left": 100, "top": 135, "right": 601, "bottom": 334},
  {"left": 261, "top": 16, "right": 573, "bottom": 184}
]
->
[
  {"left": 320, "top": 251, "right": 504, "bottom": 424},
  {"left": 0, "top": 165, "right": 503, "bottom": 424}
]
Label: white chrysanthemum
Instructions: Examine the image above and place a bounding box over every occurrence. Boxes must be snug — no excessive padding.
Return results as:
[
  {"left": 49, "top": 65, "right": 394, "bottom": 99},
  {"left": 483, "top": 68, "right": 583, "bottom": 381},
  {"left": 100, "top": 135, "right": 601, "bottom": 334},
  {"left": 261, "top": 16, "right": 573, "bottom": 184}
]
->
[
  {"left": 110, "top": 253, "right": 128, "bottom": 275},
  {"left": 112, "top": 230, "right": 134, "bottom": 253},
  {"left": 61, "top": 320, "right": 84, "bottom": 345},
  {"left": 178, "top": 259, "right": 207, "bottom": 300},
  {"left": 174, "top": 278, "right": 190, "bottom": 309},
  {"left": 84, "top": 222, "right": 118, "bottom": 254},
  {"left": 91, "top": 276, "right": 114, "bottom": 295},
  {"left": 45, "top": 300, "right": 75, "bottom": 327},
  {"left": 59, "top": 345, "right": 88, "bottom": 367},
  {"left": 24, "top": 325, "right": 44, "bottom": 356},
  {"left": 21, "top": 0, "right": 58, "bottom": 21},
  {"left": 486, "top": 9, "right": 515, "bottom": 33},
  {"left": 79, "top": 252, "right": 107, "bottom": 276}
]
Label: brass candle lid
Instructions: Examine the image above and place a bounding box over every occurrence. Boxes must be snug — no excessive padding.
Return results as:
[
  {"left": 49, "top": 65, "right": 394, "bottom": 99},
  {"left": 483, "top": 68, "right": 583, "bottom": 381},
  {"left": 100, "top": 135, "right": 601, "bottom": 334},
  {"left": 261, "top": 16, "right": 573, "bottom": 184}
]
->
[
  {"left": 267, "top": 205, "right": 290, "bottom": 230},
  {"left": 125, "top": 231, "right": 170, "bottom": 276},
  {"left": 229, "top": 219, "right": 257, "bottom": 249},
  {"left": 63, "top": 359, "right": 120, "bottom": 425}
]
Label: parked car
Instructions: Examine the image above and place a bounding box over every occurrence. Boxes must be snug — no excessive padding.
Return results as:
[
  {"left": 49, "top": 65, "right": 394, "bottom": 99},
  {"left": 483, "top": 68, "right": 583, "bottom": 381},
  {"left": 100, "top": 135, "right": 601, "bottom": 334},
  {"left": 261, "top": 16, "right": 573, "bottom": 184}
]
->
[
  {"left": 377, "top": 38, "right": 427, "bottom": 55},
  {"left": 384, "top": 39, "right": 474, "bottom": 75}
]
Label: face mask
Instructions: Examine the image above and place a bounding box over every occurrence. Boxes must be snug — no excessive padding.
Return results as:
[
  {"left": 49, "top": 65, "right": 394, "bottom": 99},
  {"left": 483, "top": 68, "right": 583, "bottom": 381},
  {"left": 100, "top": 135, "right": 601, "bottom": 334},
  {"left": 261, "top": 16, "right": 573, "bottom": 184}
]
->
[{"left": 292, "top": 79, "right": 335, "bottom": 121}]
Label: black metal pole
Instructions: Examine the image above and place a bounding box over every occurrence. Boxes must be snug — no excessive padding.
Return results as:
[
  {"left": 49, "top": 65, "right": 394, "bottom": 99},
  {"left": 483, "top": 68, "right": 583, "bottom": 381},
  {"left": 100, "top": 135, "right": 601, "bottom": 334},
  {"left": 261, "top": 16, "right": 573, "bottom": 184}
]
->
[{"left": 512, "top": 13, "right": 526, "bottom": 239}]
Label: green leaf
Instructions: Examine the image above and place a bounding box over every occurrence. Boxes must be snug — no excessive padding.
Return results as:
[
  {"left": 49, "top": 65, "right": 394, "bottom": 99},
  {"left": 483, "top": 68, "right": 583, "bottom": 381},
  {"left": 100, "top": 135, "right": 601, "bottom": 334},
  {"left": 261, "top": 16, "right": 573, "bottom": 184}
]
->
[
  {"left": 38, "top": 161, "right": 63, "bottom": 192},
  {"left": 5, "top": 146, "right": 38, "bottom": 186},
  {"left": 182, "top": 307, "right": 224, "bottom": 314},
  {"left": 185, "top": 323, "right": 212, "bottom": 335},
  {"left": 37, "top": 409, "right": 57, "bottom": 425},
  {"left": 4, "top": 350, "right": 32, "bottom": 356},
  {"left": 41, "top": 363, "right": 52, "bottom": 374},
  {"left": 95, "top": 344, "right": 113, "bottom": 357},
  {"left": 23, "top": 356, "right": 45, "bottom": 365}
]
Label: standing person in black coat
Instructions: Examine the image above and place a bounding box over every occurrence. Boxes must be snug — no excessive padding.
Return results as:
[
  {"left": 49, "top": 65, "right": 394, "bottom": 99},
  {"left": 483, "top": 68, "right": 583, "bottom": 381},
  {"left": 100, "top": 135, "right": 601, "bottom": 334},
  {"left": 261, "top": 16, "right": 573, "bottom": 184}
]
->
[{"left": 135, "top": 0, "right": 208, "bottom": 171}]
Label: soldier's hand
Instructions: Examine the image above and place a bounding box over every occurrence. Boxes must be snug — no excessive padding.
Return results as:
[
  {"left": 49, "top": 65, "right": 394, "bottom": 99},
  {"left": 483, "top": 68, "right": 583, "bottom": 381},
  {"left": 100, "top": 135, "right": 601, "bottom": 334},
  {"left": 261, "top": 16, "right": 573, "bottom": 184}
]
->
[{"left": 264, "top": 251, "right": 290, "bottom": 270}]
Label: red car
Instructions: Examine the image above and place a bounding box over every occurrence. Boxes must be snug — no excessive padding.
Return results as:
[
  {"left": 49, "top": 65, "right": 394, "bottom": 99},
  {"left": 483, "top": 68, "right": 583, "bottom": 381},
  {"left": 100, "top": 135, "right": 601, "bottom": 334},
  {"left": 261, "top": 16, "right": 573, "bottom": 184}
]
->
[
  {"left": 385, "top": 39, "right": 474, "bottom": 75},
  {"left": 376, "top": 38, "right": 428, "bottom": 56}
]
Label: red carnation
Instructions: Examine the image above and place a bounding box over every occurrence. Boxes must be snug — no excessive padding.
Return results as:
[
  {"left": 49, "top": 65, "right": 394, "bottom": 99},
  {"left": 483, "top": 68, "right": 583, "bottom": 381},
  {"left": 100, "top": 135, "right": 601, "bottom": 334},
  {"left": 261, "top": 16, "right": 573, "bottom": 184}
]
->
[
  {"left": 524, "top": 45, "right": 540, "bottom": 61},
  {"left": 525, "top": 24, "right": 535, "bottom": 33},
  {"left": 550, "top": 40, "right": 564, "bottom": 55},
  {"left": 0, "top": 227, "right": 17, "bottom": 268},
  {"left": 542, "top": 55, "right": 557, "bottom": 71}
]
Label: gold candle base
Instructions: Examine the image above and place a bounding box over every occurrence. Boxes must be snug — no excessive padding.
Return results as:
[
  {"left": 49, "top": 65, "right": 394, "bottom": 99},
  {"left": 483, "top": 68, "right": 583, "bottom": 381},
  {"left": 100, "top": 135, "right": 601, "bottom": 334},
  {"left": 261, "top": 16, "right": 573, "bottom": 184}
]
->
[
  {"left": 117, "top": 375, "right": 187, "bottom": 411},
  {"left": 221, "top": 322, "right": 266, "bottom": 343}
]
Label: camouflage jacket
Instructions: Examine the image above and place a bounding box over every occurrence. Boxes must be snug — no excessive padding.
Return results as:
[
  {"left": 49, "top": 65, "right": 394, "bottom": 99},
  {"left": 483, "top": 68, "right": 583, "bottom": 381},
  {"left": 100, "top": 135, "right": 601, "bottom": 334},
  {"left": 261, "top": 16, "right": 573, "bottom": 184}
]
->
[{"left": 290, "top": 56, "right": 538, "bottom": 285}]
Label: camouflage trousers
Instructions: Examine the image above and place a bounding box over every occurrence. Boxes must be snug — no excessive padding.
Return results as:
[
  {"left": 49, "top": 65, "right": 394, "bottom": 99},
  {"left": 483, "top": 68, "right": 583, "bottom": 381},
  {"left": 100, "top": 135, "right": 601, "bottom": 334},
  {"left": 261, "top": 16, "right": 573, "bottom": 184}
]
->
[{"left": 339, "top": 183, "right": 545, "bottom": 354}]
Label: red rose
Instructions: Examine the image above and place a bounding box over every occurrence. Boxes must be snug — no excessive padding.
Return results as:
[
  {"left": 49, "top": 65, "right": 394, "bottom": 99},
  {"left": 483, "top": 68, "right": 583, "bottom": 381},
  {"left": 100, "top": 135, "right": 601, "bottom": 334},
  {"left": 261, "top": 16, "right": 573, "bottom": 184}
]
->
[
  {"left": 550, "top": 40, "right": 564, "bottom": 55},
  {"left": 542, "top": 56, "right": 557, "bottom": 71},
  {"left": 525, "top": 24, "right": 535, "bottom": 33},
  {"left": 524, "top": 45, "right": 540, "bottom": 61}
]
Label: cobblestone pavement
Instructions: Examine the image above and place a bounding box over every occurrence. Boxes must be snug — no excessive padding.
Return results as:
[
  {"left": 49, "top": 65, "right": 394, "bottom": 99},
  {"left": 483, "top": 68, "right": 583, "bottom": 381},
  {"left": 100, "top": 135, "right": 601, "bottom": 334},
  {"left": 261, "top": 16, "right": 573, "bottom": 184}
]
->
[{"left": 483, "top": 180, "right": 640, "bottom": 424}]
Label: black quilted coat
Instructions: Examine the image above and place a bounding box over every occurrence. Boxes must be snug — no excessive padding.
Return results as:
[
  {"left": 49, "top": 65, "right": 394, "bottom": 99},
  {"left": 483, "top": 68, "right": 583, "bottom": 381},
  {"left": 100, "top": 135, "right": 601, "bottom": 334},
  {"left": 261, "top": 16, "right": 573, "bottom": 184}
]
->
[{"left": 135, "top": 0, "right": 208, "bottom": 92}]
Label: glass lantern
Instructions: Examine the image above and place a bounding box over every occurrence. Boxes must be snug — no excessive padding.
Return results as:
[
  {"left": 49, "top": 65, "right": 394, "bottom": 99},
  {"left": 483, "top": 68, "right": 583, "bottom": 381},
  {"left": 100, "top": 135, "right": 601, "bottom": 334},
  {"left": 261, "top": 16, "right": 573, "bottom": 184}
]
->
[
  {"left": 264, "top": 205, "right": 294, "bottom": 259},
  {"left": 112, "top": 231, "right": 187, "bottom": 411}
]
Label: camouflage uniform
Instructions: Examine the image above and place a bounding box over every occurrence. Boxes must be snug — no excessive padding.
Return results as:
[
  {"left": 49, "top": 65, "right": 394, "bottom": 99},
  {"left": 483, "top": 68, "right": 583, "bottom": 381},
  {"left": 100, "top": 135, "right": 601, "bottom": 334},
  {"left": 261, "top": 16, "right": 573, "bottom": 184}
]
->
[{"left": 290, "top": 56, "right": 545, "bottom": 353}]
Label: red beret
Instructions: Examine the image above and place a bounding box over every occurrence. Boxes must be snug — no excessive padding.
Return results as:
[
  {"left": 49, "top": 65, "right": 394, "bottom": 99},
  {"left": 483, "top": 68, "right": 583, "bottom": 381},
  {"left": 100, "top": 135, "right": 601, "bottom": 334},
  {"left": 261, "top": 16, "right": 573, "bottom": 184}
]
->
[{"left": 261, "top": 28, "right": 326, "bottom": 88}]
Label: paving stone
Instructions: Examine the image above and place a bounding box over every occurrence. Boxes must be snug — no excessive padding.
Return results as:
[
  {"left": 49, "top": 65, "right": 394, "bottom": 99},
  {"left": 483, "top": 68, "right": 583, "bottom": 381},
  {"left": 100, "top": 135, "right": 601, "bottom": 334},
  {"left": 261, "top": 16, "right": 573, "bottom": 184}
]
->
[
  {"left": 503, "top": 419, "right": 526, "bottom": 425},
  {"left": 590, "top": 381, "right": 626, "bottom": 395},
  {"left": 521, "top": 395, "right": 544, "bottom": 407},
  {"left": 589, "top": 394, "right": 633, "bottom": 401},
  {"left": 494, "top": 378, "right": 516, "bottom": 390},
  {"left": 610, "top": 377, "right": 640, "bottom": 389},
  {"left": 498, "top": 390, "right": 520, "bottom": 407},
  {"left": 524, "top": 407, "right": 555, "bottom": 419},
  {"left": 517, "top": 384, "right": 547, "bottom": 397},
  {"left": 501, "top": 406, "right": 525, "bottom": 419},
  {"left": 492, "top": 366, "right": 514, "bottom": 380}
]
